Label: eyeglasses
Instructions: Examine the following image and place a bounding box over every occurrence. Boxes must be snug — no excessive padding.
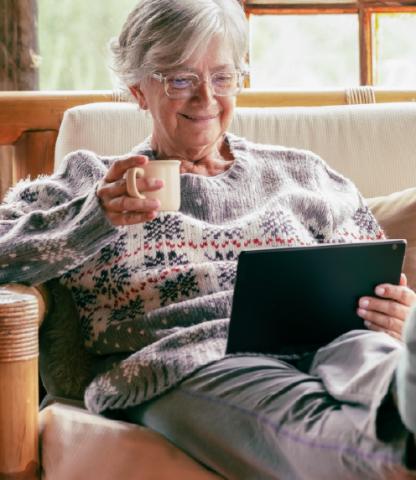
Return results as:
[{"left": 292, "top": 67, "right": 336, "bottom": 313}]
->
[{"left": 151, "top": 70, "right": 246, "bottom": 99}]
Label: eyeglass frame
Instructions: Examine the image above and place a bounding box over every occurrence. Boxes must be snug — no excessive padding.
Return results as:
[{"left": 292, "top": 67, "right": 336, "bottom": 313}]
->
[{"left": 150, "top": 69, "right": 248, "bottom": 99}]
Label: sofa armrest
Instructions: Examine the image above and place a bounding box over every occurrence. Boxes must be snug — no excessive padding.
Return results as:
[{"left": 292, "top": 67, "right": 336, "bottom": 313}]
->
[
  {"left": 0, "top": 285, "right": 42, "bottom": 479},
  {"left": 0, "top": 283, "right": 50, "bottom": 327}
]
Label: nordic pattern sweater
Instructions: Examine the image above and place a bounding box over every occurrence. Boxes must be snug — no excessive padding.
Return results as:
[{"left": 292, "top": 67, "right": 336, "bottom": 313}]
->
[{"left": 0, "top": 133, "right": 383, "bottom": 413}]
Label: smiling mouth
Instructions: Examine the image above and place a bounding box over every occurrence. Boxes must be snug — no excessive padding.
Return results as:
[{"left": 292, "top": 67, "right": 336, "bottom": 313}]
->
[{"left": 179, "top": 113, "right": 219, "bottom": 121}]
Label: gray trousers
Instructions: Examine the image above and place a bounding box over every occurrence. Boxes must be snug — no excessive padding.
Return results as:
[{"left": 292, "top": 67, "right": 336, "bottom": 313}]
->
[{"left": 125, "top": 330, "right": 416, "bottom": 480}]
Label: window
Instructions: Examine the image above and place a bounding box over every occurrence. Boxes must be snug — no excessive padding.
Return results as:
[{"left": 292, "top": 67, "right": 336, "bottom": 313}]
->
[
  {"left": 244, "top": 0, "right": 416, "bottom": 88},
  {"left": 37, "top": 0, "right": 416, "bottom": 90},
  {"left": 249, "top": 14, "right": 359, "bottom": 88},
  {"left": 38, "top": 0, "right": 138, "bottom": 90},
  {"left": 374, "top": 13, "right": 416, "bottom": 86}
]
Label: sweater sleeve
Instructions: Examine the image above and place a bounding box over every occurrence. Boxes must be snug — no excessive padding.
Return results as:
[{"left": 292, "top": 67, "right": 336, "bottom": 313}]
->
[
  {"left": 0, "top": 150, "right": 120, "bottom": 286},
  {"left": 310, "top": 153, "right": 385, "bottom": 242}
]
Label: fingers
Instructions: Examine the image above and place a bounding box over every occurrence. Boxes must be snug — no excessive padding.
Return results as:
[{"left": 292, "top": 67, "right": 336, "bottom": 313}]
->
[
  {"left": 357, "top": 304, "right": 404, "bottom": 335},
  {"left": 98, "top": 176, "right": 163, "bottom": 201},
  {"left": 104, "top": 155, "right": 147, "bottom": 183},
  {"left": 97, "top": 185, "right": 161, "bottom": 226},
  {"left": 97, "top": 178, "right": 127, "bottom": 200},
  {"left": 373, "top": 282, "right": 416, "bottom": 307},
  {"left": 107, "top": 196, "right": 160, "bottom": 214},
  {"left": 96, "top": 155, "right": 164, "bottom": 226},
  {"left": 364, "top": 321, "right": 402, "bottom": 341},
  {"left": 357, "top": 282, "right": 416, "bottom": 339},
  {"left": 358, "top": 295, "right": 408, "bottom": 321}
]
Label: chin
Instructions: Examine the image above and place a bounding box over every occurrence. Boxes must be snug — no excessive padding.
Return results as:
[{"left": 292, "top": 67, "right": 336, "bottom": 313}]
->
[{"left": 186, "top": 131, "right": 222, "bottom": 147}]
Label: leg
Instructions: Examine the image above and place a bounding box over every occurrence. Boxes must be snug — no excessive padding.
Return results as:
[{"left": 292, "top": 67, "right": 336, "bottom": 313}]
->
[
  {"left": 309, "top": 329, "right": 404, "bottom": 439},
  {"left": 397, "top": 305, "right": 416, "bottom": 445},
  {"left": 125, "top": 346, "right": 414, "bottom": 480}
]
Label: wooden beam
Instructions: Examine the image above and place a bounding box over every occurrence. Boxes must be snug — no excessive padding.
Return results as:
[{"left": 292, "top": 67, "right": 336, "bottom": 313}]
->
[
  {"left": 359, "top": 6, "right": 373, "bottom": 85},
  {"left": 2, "top": 89, "right": 416, "bottom": 148},
  {"left": 245, "top": 4, "right": 357, "bottom": 13},
  {"left": 0, "top": 91, "right": 114, "bottom": 144},
  {"left": 245, "top": 0, "right": 416, "bottom": 8},
  {"left": 366, "top": 4, "right": 416, "bottom": 10},
  {"left": 244, "top": 1, "right": 416, "bottom": 13}
]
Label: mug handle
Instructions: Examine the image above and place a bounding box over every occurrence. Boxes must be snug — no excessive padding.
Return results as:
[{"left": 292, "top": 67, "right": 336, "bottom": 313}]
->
[{"left": 125, "top": 167, "right": 146, "bottom": 199}]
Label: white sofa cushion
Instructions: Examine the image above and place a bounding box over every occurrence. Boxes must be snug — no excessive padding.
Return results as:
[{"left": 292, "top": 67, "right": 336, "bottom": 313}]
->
[{"left": 55, "top": 101, "right": 416, "bottom": 198}]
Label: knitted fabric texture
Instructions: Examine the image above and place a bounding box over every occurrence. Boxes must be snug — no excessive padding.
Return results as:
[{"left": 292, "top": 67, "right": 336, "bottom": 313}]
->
[{"left": 0, "top": 133, "right": 384, "bottom": 413}]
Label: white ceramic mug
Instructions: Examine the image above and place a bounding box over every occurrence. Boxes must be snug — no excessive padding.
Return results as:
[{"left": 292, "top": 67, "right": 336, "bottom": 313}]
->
[{"left": 125, "top": 160, "right": 181, "bottom": 211}]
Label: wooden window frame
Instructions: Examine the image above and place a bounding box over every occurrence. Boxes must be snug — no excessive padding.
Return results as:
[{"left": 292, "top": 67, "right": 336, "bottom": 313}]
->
[{"left": 243, "top": 1, "right": 416, "bottom": 86}]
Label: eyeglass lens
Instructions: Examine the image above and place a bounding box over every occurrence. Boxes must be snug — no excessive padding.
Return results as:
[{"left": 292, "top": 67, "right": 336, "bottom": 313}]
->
[{"left": 165, "top": 72, "right": 241, "bottom": 98}]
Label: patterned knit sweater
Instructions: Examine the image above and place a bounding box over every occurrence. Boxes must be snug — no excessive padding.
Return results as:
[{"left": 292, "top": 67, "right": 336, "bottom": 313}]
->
[{"left": 0, "top": 133, "right": 383, "bottom": 413}]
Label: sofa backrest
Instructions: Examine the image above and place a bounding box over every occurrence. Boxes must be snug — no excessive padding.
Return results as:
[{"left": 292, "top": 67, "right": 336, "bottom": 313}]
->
[{"left": 55, "top": 102, "right": 416, "bottom": 198}]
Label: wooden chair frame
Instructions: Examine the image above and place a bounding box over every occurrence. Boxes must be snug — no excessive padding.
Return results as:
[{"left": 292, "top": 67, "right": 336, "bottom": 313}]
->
[{"left": 1, "top": 87, "right": 416, "bottom": 479}]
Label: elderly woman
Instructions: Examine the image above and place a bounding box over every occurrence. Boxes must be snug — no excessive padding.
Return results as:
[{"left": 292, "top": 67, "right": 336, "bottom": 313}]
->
[{"left": 2, "top": 0, "right": 416, "bottom": 478}]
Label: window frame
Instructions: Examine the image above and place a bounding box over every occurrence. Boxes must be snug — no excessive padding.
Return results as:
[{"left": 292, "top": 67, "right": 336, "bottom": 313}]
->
[{"left": 243, "top": 1, "right": 416, "bottom": 86}]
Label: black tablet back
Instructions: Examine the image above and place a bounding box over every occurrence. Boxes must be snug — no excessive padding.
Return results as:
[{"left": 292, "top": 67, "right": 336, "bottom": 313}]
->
[{"left": 226, "top": 240, "right": 406, "bottom": 355}]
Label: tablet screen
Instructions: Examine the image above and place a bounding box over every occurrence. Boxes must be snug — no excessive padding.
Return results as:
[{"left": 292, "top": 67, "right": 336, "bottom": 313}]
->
[{"left": 226, "top": 239, "right": 406, "bottom": 355}]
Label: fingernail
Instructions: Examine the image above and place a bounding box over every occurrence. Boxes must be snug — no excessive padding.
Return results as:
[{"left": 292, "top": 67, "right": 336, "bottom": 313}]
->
[
  {"left": 357, "top": 308, "right": 367, "bottom": 317},
  {"left": 364, "top": 321, "right": 371, "bottom": 328},
  {"left": 359, "top": 299, "right": 369, "bottom": 308},
  {"left": 375, "top": 287, "right": 385, "bottom": 296}
]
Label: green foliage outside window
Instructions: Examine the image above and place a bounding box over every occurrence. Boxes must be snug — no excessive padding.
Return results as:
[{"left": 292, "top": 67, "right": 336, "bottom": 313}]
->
[
  {"left": 38, "top": 0, "right": 137, "bottom": 90},
  {"left": 38, "top": 1, "right": 416, "bottom": 90}
]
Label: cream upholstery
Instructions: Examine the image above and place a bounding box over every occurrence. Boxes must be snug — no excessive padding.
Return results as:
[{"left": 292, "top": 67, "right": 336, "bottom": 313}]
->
[
  {"left": 40, "top": 402, "right": 220, "bottom": 480},
  {"left": 56, "top": 102, "right": 416, "bottom": 198},
  {"left": 45, "top": 100, "right": 416, "bottom": 479}
]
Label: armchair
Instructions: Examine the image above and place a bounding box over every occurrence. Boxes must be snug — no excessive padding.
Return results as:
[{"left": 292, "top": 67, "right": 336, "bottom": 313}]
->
[{"left": 1, "top": 88, "right": 416, "bottom": 479}]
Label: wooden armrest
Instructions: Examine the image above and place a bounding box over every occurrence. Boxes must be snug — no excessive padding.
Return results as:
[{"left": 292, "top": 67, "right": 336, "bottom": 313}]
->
[
  {"left": 0, "top": 283, "right": 50, "bottom": 327},
  {"left": 0, "top": 285, "right": 41, "bottom": 479}
]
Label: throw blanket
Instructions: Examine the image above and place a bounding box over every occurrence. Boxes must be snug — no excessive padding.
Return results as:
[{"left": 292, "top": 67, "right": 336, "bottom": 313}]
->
[{"left": 0, "top": 133, "right": 383, "bottom": 413}]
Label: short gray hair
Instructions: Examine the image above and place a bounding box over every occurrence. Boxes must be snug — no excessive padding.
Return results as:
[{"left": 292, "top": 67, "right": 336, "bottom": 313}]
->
[{"left": 109, "top": 0, "right": 248, "bottom": 96}]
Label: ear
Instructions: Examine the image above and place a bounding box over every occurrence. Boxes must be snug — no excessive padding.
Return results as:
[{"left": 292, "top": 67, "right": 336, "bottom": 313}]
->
[{"left": 129, "top": 85, "right": 148, "bottom": 110}]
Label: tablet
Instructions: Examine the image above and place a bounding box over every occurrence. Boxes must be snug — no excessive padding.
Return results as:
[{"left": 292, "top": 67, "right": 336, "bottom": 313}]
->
[{"left": 226, "top": 239, "right": 406, "bottom": 355}]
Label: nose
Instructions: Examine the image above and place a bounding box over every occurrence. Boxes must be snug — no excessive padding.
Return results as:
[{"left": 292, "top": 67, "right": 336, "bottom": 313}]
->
[{"left": 193, "top": 77, "right": 215, "bottom": 104}]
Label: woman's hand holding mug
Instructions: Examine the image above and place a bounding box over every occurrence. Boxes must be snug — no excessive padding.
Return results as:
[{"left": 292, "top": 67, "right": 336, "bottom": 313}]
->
[
  {"left": 96, "top": 155, "right": 164, "bottom": 226},
  {"left": 125, "top": 159, "right": 181, "bottom": 211}
]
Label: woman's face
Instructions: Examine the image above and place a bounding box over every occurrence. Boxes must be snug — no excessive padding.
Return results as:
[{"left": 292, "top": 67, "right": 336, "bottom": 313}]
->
[{"left": 132, "top": 37, "right": 237, "bottom": 159}]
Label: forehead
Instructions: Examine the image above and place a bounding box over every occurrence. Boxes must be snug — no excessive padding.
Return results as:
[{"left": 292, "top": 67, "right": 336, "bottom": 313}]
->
[{"left": 174, "top": 37, "right": 235, "bottom": 73}]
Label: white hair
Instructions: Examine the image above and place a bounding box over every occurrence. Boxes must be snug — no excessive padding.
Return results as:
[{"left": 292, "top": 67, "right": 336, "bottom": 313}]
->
[{"left": 109, "top": 0, "right": 248, "bottom": 97}]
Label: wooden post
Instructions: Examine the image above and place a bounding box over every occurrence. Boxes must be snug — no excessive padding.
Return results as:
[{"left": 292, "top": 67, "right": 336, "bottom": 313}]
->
[
  {"left": 13, "top": 130, "right": 57, "bottom": 183},
  {"left": 0, "top": 130, "right": 57, "bottom": 202},
  {"left": 0, "top": 146, "right": 14, "bottom": 201},
  {"left": 359, "top": 6, "right": 374, "bottom": 85},
  {"left": 0, "top": 0, "right": 40, "bottom": 91},
  {"left": 0, "top": 290, "right": 40, "bottom": 480}
]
